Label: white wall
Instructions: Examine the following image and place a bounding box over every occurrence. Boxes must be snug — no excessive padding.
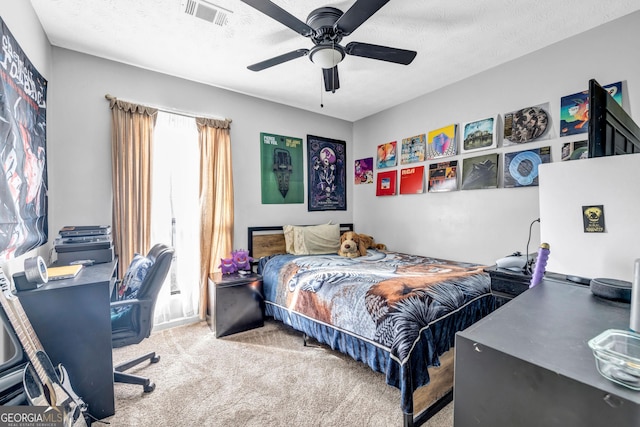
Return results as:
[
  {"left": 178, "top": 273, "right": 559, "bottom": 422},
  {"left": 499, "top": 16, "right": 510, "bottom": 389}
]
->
[
  {"left": 0, "top": 2, "right": 53, "bottom": 276},
  {"left": 352, "top": 11, "right": 640, "bottom": 266},
  {"left": 540, "top": 154, "right": 640, "bottom": 282},
  {"left": 47, "top": 48, "right": 353, "bottom": 256}
]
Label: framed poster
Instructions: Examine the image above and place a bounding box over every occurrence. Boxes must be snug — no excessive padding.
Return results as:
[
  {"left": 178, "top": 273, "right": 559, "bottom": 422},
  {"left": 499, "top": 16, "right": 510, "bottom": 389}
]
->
[
  {"left": 427, "top": 124, "right": 457, "bottom": 159},
  {"left": 461, "top": 117, "right": 497, "bottom": 153},
  {"left": 461, "top": 153, "right": 499, "bottom": 190},
  {"left": 260, "top": 132, "right": 304, "bottom": 204},
  {"left": 401, "top": 134, "right": 426, "bottom": 164},
  {"left": 307, "top": 135, "right": 346, "bottom": 211},
  {"left": 354, "top": 157, "right": 374, "bottom": 185},
  {"left": 0, "top": 17, "right": 49, "bottom": 259},
  {"left": 400, "top": 166, "right": 424, "bottom": 194},
  {"left": 376, "top": 170, "right": 397, "bottom": 196},
  {"left": 377, "top": 141, "right": 397, "bottom": 168}
]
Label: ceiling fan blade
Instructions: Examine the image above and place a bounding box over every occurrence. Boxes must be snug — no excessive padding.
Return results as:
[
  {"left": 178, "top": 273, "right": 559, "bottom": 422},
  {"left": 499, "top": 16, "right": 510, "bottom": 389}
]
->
[
  {"left": 241, "top": 0, "right": 314, "bottom": 37},
  {"left": 334, "top": 0, "right": 390, "bottom": 36},
  {"left": 248, "top": 49, "right": 309, "bottom": 71},
  {"left": 345, "top": 42, "right": 416, "bottom": 65},
  {"left": 323, "top": 66, "right": 340, "bottom": 93}
]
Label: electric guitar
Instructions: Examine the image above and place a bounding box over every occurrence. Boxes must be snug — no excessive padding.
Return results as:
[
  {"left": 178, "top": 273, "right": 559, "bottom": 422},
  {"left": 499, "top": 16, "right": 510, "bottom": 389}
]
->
[{"left": 0, "top": 267, "right": 88, "bottom": 427}]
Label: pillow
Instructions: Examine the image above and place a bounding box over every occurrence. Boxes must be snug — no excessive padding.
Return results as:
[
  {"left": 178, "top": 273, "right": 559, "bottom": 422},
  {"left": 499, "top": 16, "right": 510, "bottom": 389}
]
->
[
  {"left": 283, "top": 223, "right": 340, "bottom": 255},
  {"left": 116, "top": 254, "right": 153, "bottom": 300}
]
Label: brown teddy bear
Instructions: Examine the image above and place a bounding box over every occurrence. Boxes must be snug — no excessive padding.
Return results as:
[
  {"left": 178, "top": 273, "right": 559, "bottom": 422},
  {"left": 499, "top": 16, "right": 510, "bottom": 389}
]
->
[{"left": 338, "top": 231, "right": 386, "bottom": 258}]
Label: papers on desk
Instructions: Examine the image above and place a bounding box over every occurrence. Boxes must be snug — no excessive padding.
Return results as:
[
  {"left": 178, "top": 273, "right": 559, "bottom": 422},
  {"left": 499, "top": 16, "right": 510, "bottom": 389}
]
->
[{"left": 47, "top": 264, "right": 83, "bottom": 281}]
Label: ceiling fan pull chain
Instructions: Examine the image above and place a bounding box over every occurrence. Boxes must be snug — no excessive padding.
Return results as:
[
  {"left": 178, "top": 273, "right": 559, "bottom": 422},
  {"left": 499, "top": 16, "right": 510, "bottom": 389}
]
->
[{"left": 320, "top": 72, "right": 324, "bottom": 108}]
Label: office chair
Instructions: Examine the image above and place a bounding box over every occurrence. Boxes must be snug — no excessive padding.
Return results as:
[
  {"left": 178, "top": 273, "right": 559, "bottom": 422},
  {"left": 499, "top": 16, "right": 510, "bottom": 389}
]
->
[{"left": 110, "top": 243, "right": 174, "bottom": 393}]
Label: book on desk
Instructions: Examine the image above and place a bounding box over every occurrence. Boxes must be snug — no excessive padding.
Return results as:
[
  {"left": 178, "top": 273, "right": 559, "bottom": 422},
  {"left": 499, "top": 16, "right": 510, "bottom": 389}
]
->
[{"left": 47, "top": 265, "right": 83, "bottom": 281}]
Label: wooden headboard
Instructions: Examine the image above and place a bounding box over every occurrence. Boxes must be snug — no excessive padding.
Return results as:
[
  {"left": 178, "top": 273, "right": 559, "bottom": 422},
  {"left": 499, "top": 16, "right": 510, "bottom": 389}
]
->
[{"left": 248, "top": 224, "right": 354, "bottom": 260}]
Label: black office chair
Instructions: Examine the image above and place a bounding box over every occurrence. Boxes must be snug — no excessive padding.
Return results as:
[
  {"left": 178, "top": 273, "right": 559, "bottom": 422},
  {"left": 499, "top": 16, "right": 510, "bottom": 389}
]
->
[{"left": 110, "top": 243, "right": 174, "bottom": 393}]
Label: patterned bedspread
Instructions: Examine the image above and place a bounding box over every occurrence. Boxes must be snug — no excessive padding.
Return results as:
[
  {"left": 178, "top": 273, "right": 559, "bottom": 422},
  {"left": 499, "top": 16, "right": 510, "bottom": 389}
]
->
[{"left": 260, "top": 250, "right": 498, "bottom": 417}]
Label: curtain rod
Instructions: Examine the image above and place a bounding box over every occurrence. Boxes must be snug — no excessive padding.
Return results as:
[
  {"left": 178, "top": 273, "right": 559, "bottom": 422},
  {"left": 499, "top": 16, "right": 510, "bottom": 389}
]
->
[{"left": 104, "top": 94, "right": 231, "bottom": 123}]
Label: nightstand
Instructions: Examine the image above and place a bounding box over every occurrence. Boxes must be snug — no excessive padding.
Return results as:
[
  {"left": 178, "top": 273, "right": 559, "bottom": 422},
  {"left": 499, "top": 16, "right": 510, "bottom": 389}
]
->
[
  {"left": 208, "top": 272, "right": 264, "bottom": 338},
  {"left": 484, "top": 265, "right": 531, "bottom": 301}
]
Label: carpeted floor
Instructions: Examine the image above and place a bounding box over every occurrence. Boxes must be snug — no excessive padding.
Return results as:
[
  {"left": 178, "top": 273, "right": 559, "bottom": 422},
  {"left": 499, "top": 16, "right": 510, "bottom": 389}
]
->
[{"left": 103, "top": 320, "right": 453, "bottom": 427}]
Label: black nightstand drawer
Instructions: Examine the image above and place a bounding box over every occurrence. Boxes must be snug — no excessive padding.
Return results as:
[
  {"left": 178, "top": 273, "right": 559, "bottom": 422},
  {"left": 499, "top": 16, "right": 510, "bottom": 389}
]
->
[
  {"left": 208, "top": 272, "right": 264, "bottom": 338},
  {"left": 484, "top": 266, "right": 531, "bottom": 300}
]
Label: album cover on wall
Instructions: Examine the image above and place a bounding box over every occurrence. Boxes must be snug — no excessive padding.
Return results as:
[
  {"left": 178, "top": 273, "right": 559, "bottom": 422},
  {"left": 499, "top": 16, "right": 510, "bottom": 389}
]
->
[
  {"left": 428, "top": 161, "right": 458, "bottom": 192},
  {"left": 427, "top": 124, "right": 457, "bottom": 159},
  {"left": 354, "top": 157, "right": 374, "bottom": 184},
  {"left": 400, "top": 166, "right": 424, "bottom": 194},
  {"left": 560, "top": 82, "right": 622, "bottom": 137},
  {"left": 503, "top": 103, "right": 551, "bottom": 146},
  {"left": 561, "top": 140, "right": 588, "bottom": 161},
  {"left": 503, "top": 146, "right": 551, "bottom": 188},
  {"left": 460, "top": 117, "right": 497, "bottom": 153},
  {"left": 377, "top": 141, "right": 397, "bottom": 168},
  {"left": 461, "top": 153, "right": 499, "bottom": 190},
  {"left": 376, "top": 170, "right": 397, "bottom": 196},
  {"left": 401, "top": 134, "right": 426, "bottom": 164}
]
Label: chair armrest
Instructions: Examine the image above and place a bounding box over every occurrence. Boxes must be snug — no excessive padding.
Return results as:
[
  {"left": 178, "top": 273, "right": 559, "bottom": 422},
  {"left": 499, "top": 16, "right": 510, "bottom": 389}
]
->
[{"left": 110, "top": 299, "right": 142, "bottom": 310}]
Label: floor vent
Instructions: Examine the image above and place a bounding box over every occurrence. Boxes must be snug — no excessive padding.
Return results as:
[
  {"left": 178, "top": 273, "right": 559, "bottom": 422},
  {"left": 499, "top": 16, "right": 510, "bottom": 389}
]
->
[{"left": 181, "top": 0, "right": 232, "bottom": 26}]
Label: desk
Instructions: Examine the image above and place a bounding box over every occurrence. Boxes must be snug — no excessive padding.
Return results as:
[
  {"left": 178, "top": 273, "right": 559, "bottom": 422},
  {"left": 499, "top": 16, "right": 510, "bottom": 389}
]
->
[
  {"left": 454, "top": 279, "right": 640, "bottom": 426},
  {"left": 16, "top": 260, "right": 117, "bottom": 420}
]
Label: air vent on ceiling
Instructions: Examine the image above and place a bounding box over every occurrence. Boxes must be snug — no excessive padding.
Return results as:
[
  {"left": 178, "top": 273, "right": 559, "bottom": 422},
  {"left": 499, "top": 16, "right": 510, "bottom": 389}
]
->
[{"left": 181, "top": 0, "right": 232, "bottom": 26}]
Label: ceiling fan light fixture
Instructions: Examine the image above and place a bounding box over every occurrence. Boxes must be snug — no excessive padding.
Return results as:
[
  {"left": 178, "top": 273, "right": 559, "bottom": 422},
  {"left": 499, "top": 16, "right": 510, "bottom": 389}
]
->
[{"left": 309, "top": 45, "right": 345, "bottom": 69}]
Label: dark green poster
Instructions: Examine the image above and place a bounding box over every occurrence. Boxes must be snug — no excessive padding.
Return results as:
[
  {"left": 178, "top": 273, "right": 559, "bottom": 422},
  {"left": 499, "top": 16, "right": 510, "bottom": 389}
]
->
[{"left": 260, "top": 132, "right": 304, "bottom": 204}]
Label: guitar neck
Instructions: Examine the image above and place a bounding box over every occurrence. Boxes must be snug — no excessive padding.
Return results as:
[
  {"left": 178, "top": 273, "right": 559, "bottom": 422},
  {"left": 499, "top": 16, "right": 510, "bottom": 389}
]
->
[{"left": 0, "top": 269, "right": 49, "bottom": 386}]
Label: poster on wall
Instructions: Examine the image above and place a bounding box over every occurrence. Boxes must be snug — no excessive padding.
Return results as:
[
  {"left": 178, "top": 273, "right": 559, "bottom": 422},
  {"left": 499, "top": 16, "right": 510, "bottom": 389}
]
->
[
  {"left": 460, "top": 116, "right": 497, "bottom": 153},
  {"left": 376, "top": 170, "right": 397, "bottom": 196},
  {"left": 0, "top": 17, "right": 48, "bottom": 260},
  {"left": 400, "top": 134, "right": 426, "bottom": 164},
  {"left": 561, "top": 140, "right": 588, "bottom": 161},
  {"left": 307, "top": 135, "right": 346, "bottom": 211},
  {"left": 503, "top": 146, "right": 551, "bottom": 188},
  {"left": 377, "top": 141, "right": 397, "bottom": 168},
  {"left": 399, "top": 166, "right": 424, "bottom": 194},
  {"left": 559, "top": 82, "right": 622, "bottom": 137},
  {"left": 427, "top": 124, "right": 457, "bottom": 159},
  {"left": 354, "top": 157, "right": 374, "bottom": 185},
  {"left": 461, "top": 153, "right": 499, "bottom": 190},
  {"left": 260, "top": 132, "right": 304, "bottom": 204}
]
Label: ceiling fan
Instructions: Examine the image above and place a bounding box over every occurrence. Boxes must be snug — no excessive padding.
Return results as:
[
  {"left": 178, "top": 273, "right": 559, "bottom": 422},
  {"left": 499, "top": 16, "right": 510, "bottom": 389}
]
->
[{"left": 241, "top": 0, "right": 417, "bottom": 93}]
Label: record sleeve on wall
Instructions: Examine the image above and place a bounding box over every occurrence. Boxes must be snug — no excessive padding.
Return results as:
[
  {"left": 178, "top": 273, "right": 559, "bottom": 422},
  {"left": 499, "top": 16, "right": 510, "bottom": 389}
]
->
[
  {"left": 428, "top": 161, "right": 458, "bottom": 192},
  {"left": 376, "top": 170, "right": 397, "bottom": 196},
  {"left": 260, "top": 132, "right": 304, "bottom": 204},
  {"left": 427, "top": 124, "right": 457, "bottom": 159},
  {"left": 461, "top": 153, "right": 499, "bottom": 190},
  {"left": 355, "top": 157, "right": 374, "bottom": 184},
  {"left": 460, "top": 117, "right": 497, "bottom": 153},
  {"left": 561, "top": 140, "right": 588, "bottom": 161},
  {"left": 400, "top": 166, "right": 424, "bottom": 194},
  {"left": 559, "top": 82, "right": 622, "bottom": 137},
  {"left": 503, "top": 146, "right": 551, "bottom": 188},
  {"left": 503, "top": 103, "right": 551, "bottom": 146},
  {"left": 377, "top": 141, "right": 397, "bottom": 168},
  {"left": 307, "top": 135, "right": 347, "bottom": 211},
  {"left": 401, "top": 134, "right": 426, "bottom": 164}
]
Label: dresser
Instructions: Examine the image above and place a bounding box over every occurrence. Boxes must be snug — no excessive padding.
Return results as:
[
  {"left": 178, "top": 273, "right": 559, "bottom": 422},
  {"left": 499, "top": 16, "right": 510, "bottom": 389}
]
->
[{"left": 454, "top": 279, "right": 640, "bottom": 426}]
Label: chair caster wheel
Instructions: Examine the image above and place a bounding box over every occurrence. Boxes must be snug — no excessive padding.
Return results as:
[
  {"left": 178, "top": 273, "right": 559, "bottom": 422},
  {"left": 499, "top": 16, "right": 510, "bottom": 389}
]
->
[
  {"left": 143, "top": 382, "right": 156, "bottom": 393},
  {"left": 151, "top": 355, "right": 160, "bottom": 363}
]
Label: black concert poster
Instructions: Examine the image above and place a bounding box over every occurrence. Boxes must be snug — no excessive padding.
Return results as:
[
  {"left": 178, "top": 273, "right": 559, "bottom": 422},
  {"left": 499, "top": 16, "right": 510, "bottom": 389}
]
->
[{"left": 307, "top": 135, "right": 346, "bottom": 211}]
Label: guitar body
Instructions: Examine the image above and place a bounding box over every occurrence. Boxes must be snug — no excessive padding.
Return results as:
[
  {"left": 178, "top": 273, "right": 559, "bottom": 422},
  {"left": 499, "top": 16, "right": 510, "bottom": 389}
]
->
[{"left": 23, "top": 353, "right": 88, "bottom": 427}]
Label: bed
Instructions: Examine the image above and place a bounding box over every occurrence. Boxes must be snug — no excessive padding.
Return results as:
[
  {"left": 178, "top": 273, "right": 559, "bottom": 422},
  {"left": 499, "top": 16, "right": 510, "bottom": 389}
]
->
[{"left": 248, "top": 224, "right": 498, "bottom": 427}]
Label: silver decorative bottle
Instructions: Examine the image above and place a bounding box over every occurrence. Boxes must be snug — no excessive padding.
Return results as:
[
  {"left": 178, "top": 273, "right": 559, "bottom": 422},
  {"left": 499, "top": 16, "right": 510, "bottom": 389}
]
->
[{"left": 631, "top": 259, "right": 640, "bottom": 333}]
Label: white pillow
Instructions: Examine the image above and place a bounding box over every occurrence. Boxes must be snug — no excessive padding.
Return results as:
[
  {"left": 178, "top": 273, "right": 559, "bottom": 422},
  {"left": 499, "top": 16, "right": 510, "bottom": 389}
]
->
[{"left": 283, "top": 223, "right": 340, "bottom": 255}]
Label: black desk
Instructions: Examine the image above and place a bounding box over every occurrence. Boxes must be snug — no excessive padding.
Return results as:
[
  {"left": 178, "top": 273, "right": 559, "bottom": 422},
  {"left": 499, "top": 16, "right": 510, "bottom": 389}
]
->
[
  {"left": 16, "top": 260, "right": 117, "bottom": 420},
  {"left": 454, "top": 279, "right": 640, "bottom": 426}
]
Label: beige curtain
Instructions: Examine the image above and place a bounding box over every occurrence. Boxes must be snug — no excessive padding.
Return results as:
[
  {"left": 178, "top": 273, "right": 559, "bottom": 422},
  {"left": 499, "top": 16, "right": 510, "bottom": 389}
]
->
[
  {"left": 196, "top": 117, "right": 233, "bottom": 320},
  {"left": 107, "top": 95, "right": 158, "bottom": 279}
]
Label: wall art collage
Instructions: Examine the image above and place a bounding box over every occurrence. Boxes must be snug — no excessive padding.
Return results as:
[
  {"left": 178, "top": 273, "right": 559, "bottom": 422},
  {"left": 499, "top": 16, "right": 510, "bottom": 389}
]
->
[{"left": 356, "top": 81, "right": 623, "bottom": 196}]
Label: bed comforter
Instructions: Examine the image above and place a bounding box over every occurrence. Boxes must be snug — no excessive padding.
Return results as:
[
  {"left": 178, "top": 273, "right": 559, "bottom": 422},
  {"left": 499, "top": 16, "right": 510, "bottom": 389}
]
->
[{"left": 259, "top": 250, "right": 497, "bottom": 415}]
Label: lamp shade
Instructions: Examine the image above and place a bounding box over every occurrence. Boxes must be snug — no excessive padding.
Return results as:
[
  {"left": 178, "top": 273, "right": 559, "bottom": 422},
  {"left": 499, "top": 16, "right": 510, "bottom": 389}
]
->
[{"left": 310, "top": 45, "right": 345, "bottom": 69}]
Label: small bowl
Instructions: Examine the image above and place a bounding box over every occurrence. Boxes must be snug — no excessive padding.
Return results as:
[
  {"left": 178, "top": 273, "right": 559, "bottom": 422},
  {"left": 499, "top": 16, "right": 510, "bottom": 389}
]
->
[{"left": 588, "top": 329, "right": 640, "bottom": 390}]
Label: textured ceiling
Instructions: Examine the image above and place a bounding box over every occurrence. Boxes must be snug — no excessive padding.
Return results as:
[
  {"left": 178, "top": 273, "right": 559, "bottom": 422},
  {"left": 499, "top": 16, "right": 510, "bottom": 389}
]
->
[{"left": 30, "top": 0, "right": 640, "bottom": 122}]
